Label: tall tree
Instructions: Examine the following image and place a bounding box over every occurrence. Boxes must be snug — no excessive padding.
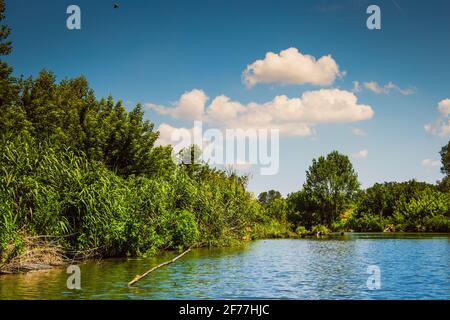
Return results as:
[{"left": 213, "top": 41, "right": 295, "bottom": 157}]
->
[
  {"left": 258, "top": 190, "right": 282, "bottom": 205},
  {"left": 440, "top": 141, "right": 450, "bottom": 177},
  {"left": 0, "top": 0, "right": 27, "bottom": 134},
  {"left": 303, "top": 151, "right": 360, "bottom": 225},
  {"left": 438, "top": 142, "right": 450, "bottom": 191},
  {"left": 0, "top": 0, "right": 11, "bottom": 56}
]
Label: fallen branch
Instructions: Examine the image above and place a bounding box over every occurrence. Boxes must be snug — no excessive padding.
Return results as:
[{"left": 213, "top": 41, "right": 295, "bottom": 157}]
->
[{"left": 128, "top": 246, "right": 192, "bottom": 287}]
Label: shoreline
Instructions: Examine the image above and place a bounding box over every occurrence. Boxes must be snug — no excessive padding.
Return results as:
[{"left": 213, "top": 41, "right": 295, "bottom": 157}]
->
[{"left": 2, "top": 232, "right": 449, "bottom": 276}]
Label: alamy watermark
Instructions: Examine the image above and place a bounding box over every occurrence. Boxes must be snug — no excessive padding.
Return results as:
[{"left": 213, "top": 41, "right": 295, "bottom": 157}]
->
[
  {"left": 67, "top": 4, "right": 382, "bottom": 31},
  {"left": 170, "top": 121, "right": 280, "bottom": 176},
  {"left": 367, "top": 5, "right": 381, "bottom": 30},
  {"left": 66, "top": 5, "right": 81, "bottom": 30},
  {"left": 366, "top": 265, "right": 381, "bottom": 290},
  {"left": 66, "top": 265, "right": 81, "bottom": 290}
]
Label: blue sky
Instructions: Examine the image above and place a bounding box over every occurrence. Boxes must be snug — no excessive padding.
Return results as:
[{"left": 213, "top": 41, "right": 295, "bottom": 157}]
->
[{"left": 3, "top": 0, "right": 450, "bottom": 195}]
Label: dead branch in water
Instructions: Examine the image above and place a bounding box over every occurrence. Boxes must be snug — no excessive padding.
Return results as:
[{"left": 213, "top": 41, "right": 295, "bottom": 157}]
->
[{"left": 128, "top": 246, "right": 193, "bottom": 287}]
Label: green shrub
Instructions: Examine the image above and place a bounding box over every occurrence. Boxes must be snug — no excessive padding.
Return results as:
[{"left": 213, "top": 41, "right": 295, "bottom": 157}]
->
[
  {"left": 311, "top": 224, "right": 330, "bottom": 235},
  {"left": 158, "top": 210, "right": 199, "bottom": 251},
  {"left": 295, "top": 226, "right": 308, "bottom": 236},
  {"left": 345, "top": 215, "right": 384, "bottom": 232},
  {"left": 423, "top": 215, "right": 450, "bottom": 232}
]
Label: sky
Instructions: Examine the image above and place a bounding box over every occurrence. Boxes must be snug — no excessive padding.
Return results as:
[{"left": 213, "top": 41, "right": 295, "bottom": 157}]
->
[{"left": 3, "top": 0, "right": 450, "bottom": 195}]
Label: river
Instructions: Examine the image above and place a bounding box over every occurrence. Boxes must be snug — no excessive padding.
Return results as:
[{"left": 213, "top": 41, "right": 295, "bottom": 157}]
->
[{"left": 0, "top": 233, "right": 449, "bottom": 300}]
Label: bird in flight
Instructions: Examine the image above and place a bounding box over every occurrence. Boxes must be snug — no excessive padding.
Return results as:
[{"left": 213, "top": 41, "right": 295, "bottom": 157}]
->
[{"left": 113, "top": 3, "right": 119, "bottom": 9}]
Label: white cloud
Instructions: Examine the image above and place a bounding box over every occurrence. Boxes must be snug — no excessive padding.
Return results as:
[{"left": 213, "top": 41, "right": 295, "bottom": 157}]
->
[
  {"left": 421, "top": 159, "right": 440, "bottom": 168},
  {"left": 425, "top": 99, "right": 450, "bottom": 137},
  {"left": 352, "top": 81, "right": 362, "bottom": 93},
  {"left": 356, "top": 81, "right": 416, "bottom": 95},
  {"left": 151, "top": 88, "right": 374, "bottom": 137},
  {"left": 353, "top": 149, "right": 368, "bottom": 159},
  {"left": 242, "top": 48, "right": 343, "bottom": 87},
  {"left": 364, "top": 81, "right": 385, "bottom": 94},
  {"left": 352, "top": 127, "right": 366, "bottom": 136},
  {"left": 146, "top": 89, "right": 208, "bottom": 120},
  {"left": 437, "top": 99, "right": 450, "bottom": 116}
]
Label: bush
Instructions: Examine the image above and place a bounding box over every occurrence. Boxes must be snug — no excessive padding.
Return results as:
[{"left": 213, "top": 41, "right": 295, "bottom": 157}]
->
[
  {"left": 158, "top": 210, "right": 199, "bottom": 251},
  {"left": 252, "top": 219, "right": 294, "bottom": 239},
  {"left": 311, "top": 224, "right": 330, "bottom": 235},
  {"left": 295, "top": 226, "right": 308, "bottom": 237},
  {"left": 423, "top": 215, "right": 450, "bottom": 232},
  {"left": 345, "top": 215, "right": 384, "bottom": 232}
]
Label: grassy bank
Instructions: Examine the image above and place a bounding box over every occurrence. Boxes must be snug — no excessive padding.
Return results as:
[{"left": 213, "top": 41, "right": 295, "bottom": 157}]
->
[{"left": 0, "top": 135, "right": 264, "bottom": 271}]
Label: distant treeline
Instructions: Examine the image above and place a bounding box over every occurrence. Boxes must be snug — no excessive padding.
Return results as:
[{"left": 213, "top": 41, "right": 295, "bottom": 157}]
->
[{"left": 259, "top": 157, "right": 450, "bottom": 236}]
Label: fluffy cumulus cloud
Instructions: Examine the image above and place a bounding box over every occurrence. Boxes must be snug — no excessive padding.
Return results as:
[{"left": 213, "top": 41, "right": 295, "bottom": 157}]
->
[
  {"left": 353, "top": 149, "right": 368, "bottom": 159},
  {"left": 421, "top": 159, "right": 440, "bottom": 168},
  {"left": 149, "top": 88, "right": 374, "bottom": 138},
  {"left": 425, "top": 99, "right": 450, "bottom": 137},
  {"left": 146, "top": 89, "right": 208, "bottom": 120},
  {"left": 352, "top": 81, "right": 416, "bottom": 95},
  {"left": 242, "top": 48, "right": 343, "bottom": 87}
]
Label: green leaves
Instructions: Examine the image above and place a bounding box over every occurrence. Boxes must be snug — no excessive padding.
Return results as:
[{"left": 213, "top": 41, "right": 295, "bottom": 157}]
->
[
  {"left": 0, "top": 134, "right": 260, "bottom": 259},
  {"left": 0, "top": 68, "right": 171, "bottom": 179},
  {"left": 351, "top": 181, "right": 450, "bottom": 232},
  {"left": 0, "top": 0, "right": 11, "bottom": 56},
  {"left": 301, "top": 151, "right": 360, "bottom": 226}
]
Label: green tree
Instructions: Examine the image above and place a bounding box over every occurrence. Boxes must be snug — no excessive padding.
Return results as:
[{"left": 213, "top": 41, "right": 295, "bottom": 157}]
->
[
  {"left": 0, "top": 0, "right": 25, "bottom": 133},
  {"left": 178, "top": 145, "right": 203, "bottom": 178},
  {"left": 258, "top": 190, "right": 282, "bottom": 205},
  {"left": 266, "top": 197, "right": 289, "bottom": 221},
  {"left": 440, "top": 141, "right": 450, "bottom": 176},
  {"left": 439, "top": 141, "right": 450, "bottom": 191},
  {"left": 0, "top": 0, "right": 11, "bottom": 55},
  {"left": 1, "top": 67, "right": 173, "bottom": 178},
  {"left": 303, "top": 151, "right": 360, "bottom": 225}
]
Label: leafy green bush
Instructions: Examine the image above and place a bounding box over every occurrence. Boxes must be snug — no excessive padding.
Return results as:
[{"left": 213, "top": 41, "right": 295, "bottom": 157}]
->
[
  {"left": 157, "top": 209, "right": 199, "bottom": 251},
  {"left": 345, "top": 215, "right": 384, "bottom": 232},
  {"left": 422, "top": 215, "right": 450, "bottom": 232},
  {"left": 252, "top": 219, "right": 294, "bottom": 239},
  {"left": 311, "top": 224, "right": 330, "bottom": 235},
  {"left": 295, "top": 226, "right": 308, "bottom": 237}
]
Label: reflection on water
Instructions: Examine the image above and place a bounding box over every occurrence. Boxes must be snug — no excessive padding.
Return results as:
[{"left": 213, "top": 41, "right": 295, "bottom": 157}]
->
[{"left": 0, "top": 233, "right": 449, "bottom": 300}]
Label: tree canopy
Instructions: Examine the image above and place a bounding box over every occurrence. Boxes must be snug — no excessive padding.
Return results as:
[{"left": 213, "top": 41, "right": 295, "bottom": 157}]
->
[
  {"left": 0, "top": 0, "right": 11, "bottom": 56},
  {"left": 302, "top": 151, "right": 360, "bottom": 224}
]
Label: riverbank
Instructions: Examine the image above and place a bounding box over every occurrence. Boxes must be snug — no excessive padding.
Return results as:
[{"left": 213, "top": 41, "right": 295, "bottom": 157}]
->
[
  {"left": 0, "top": 236, "right": 68, "bottom": 274},
  {"left": 3, "top": 230, "right": 449, "bottom": 275},
  {"left": 1, "top": 236, "right": 449, "bottom": 300}
]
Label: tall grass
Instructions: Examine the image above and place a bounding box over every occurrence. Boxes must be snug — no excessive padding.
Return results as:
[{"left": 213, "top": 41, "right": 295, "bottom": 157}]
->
[{"left": 0, "top": 134, "right": 262, "bottom": 262}]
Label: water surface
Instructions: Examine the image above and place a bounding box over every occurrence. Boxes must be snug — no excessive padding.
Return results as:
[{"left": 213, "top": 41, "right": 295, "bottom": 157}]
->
[{"left": 0, "top": 233, "right": 449, "bottom": 300}]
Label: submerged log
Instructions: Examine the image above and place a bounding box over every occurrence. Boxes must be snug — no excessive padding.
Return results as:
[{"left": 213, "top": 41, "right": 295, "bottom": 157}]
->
[{"left": 128, "top": 247, "right": 192, "bottom": 287}]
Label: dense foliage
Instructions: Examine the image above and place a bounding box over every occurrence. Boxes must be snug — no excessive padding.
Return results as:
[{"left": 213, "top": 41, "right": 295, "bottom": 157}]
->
[
  {"left": 260, "top": 152, "right": 450, "bottom": 235},
  {"left": 260, "top": 159, "right": 450, "bottom": 235},
  {"left": 288, "top": 151, "right": 360, "bottom": 228},
  {"left": 347, "top": 182, "right": 450, "bottom": 232},
  {"left": 0, "top": 133, "right": 262, "bottom": 260}
]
